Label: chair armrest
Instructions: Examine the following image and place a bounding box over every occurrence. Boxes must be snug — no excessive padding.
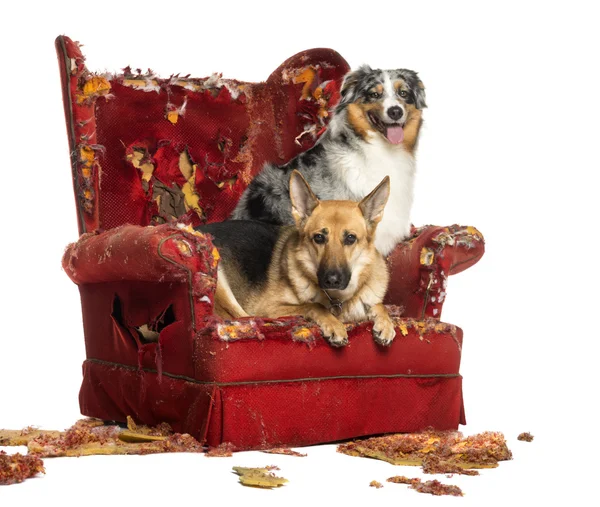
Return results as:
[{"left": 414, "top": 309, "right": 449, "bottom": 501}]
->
[
  {"left": 62, "top": 223, "right": 219, "bottom": 316},
  {"left": 385, "top": 224, "right": 485, "bottom": 320},
  {"left": 62, "top": 223, "right": 220, "bottom": 378},
  {"left": 63, "top": 223, "right": 217, "bottom": 282}
]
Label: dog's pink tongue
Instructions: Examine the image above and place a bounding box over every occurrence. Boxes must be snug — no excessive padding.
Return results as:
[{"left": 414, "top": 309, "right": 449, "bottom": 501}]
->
[{"left": 386, "top": 126, "right": 404, "bottom": 144}]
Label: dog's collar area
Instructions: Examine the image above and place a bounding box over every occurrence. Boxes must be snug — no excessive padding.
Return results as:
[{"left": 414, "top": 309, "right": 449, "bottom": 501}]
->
[{"left": 322, "top": 290, "right": 344, "bottom": 317}]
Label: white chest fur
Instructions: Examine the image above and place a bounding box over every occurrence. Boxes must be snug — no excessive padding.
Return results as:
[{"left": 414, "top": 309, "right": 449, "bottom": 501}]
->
[{"left": 328, "top": 136, "right": 416, "bottom": 256}]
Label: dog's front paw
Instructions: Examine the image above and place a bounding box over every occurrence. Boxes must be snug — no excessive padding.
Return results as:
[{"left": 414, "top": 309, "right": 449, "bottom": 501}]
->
[
  {"left": 372, "top": 315, "right": 396, "bottom": 346},
  {"left": 319, "top": 320, "right": 349, "bottom": 347},
  {"left": 327, "top": 333, "right": 349, "bottom": 347}
]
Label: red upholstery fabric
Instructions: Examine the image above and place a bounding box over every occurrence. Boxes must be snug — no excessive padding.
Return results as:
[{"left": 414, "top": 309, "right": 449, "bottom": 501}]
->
[
  {"left": 56, "top": 36, "right": 348, "bottom": 234},
  {"left": 80, "top": 361, "right": 464, "bottom": 450},
  {"left": 57, "top": 35, "right": 483, "bottom": 450},
  {"left": 386, "top": 224, "right": 485, "bottom": 318}
]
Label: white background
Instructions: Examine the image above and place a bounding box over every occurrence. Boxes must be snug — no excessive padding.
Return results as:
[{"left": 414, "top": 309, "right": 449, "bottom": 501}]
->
[{"left": 1, "top": 0, "right": 598, "bottom": 505}]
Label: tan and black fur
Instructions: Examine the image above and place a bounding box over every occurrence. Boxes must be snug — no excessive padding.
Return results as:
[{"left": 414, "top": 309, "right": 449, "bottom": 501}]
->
[{"left": 198, "top": 170, "right": 396, "bottom": 347}]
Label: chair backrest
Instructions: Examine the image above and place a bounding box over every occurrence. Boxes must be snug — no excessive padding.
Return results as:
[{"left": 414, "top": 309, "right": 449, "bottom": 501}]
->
[{"left": 56, "top": 36, "right": 350, "bottom": 235}]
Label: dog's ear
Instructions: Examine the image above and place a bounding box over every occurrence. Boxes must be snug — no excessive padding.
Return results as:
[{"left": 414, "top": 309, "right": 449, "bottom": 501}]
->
[
  {"left": 359, "top": 175, "right": 390, "bottom": 227},
  {"left": 414, "top": 79, "right": 427, "bottom": 109},
  {"left": 337, "top": 64, "right": 372, "bottom": 108},
  {"left": 289, "top": 170, "right": 319, "bottom": 225},
  {"left": 397, "top": 69, "right": 427, "bottom": 109}
]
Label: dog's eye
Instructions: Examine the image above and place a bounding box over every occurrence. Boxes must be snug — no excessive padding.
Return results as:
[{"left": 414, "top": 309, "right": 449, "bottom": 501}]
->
[
  {"left": 313, "top": 233, "right": 326, "bottom": 244},
  {"left": 344, "top": 234, "right": 357, "bottom": 245},
  {"left": 398, "top": 90, "right": 408, "bottom": 98},
  {"left": 369, "top": 91, "right": 381, "bottom": 99}
]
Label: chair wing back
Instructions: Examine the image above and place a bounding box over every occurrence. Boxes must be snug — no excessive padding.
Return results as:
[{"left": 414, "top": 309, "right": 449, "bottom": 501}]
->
[{"left": 56, "top": 36, "right": 350, "bottom": 234}]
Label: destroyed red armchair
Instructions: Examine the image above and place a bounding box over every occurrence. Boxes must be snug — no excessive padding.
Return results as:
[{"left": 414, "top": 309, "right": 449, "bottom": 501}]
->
[{"left": 56, "top": 35, "right": 484, "bottom": 450}]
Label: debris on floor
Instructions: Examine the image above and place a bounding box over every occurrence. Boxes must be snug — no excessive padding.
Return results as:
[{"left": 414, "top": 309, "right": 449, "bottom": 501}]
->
[
  {"left": 232, "top": 466, "right": 288, "bottom": 489},
  {"left": 1, "top": 417, "right": 203, "bottom": 458},
  {"left": 205, "top": 442, "right": 237, "bottom": 457},
  {"left": 517, "top": 432, "right": 534, "bottom": 442},
  {"left": 422, "top": 454, "right": 480, "bottom": 476},
  {"left": 1, "top": 418, "right": 522, "bottom": 495},
  {"left": 337, "top": 429, "right": 512, "bottom": 470},
  {"left": 0, "top": 451, "right": 45, "bottom": 485},
  {"left": 387, "top": 475, "right": 421, "bottom": 485},
  {"left": 387, "top": 475, "right": 463, "bottom": 496},
  {"left": 411, "top": 479, "right": 464, "bottom": 497},
  {"left": 262, "top": 447, "right": 307, "bottom": 457}
]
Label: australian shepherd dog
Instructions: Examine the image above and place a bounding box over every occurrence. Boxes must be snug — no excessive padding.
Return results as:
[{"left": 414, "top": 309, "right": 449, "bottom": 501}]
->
[{"left": 230, "top": 65, "right": 427, "bottom": 256}]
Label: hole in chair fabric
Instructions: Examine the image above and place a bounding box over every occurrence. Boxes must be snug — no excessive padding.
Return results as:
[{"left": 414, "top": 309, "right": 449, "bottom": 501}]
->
[
  {"left": 110, "top": 294, "right": 141, "bottom": 350},
  {"left": 135, "top": 304, "right": 176, "bottom": 343}
]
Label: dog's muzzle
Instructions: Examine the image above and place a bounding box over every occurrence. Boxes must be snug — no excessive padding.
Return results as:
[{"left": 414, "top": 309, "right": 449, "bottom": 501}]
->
[{"left": 367, "top": 111, "right": 405, "bottom": 145}]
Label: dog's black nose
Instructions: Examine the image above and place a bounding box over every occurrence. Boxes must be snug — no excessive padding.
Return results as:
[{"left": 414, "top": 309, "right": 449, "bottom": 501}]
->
[
  {"left": 387, "top": 106, "right": 404, "bottom": 121},
  {"left": 319, "top": 269, "right": 350, "bottom": 290},
  {"left": 324, "top": 271, "right": 342, "bottom": 289}
]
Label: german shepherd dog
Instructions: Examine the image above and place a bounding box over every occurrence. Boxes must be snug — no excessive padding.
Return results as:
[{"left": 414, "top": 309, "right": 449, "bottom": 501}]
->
[
  {"left": 197, "top": 170, "right": 396, "bottom": 347},
  {"left": 230, "top": 65, "right": 426, "bottom": 257}
]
